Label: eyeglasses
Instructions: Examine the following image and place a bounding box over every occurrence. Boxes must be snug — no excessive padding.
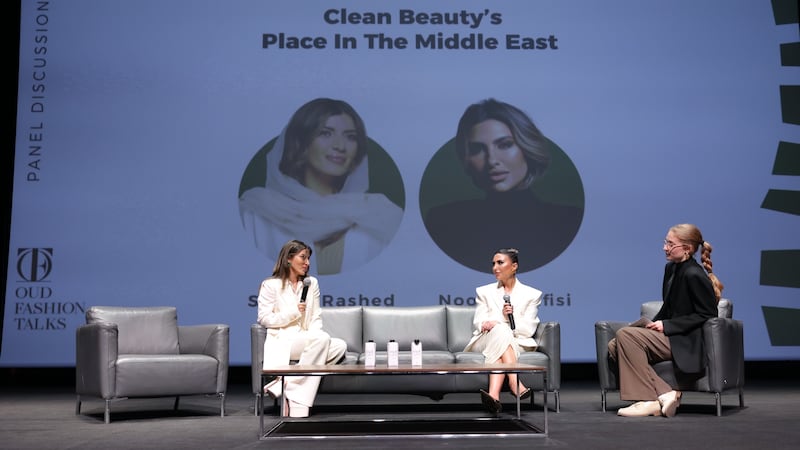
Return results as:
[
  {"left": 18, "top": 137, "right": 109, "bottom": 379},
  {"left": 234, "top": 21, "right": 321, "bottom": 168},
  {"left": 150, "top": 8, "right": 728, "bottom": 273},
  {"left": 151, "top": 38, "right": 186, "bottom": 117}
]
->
[{"left": 663, "top": 240, "right": 683, "bottom": 250}]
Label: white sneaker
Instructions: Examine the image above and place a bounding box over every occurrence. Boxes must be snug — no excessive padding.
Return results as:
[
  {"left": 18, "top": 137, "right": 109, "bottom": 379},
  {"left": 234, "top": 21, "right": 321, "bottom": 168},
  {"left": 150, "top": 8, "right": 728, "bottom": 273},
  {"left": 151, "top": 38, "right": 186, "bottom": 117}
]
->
[
  {"left": 617, "top": 401, "right": 662, "bottom": 417},
  {"left": 658, "top": 390, "right": 682, "bottom": 417}
]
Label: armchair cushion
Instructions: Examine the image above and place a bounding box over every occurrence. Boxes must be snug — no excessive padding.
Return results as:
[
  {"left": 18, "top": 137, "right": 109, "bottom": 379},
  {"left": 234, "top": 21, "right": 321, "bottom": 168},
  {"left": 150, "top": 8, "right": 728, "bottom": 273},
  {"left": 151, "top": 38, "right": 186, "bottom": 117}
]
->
[
  {"left": 115, "top": 354, "right": 220, "bottom": 397},
  {"left": 86, "top": 306, "right": 179, "bottom": 354}
]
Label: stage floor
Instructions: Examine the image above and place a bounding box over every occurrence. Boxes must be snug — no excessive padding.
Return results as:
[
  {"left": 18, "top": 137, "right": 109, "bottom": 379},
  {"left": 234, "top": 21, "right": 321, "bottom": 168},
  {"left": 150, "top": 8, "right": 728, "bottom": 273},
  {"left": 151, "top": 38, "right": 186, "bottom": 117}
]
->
[{"left": 1, "top": 379, "right": 798, "bottom": 449}]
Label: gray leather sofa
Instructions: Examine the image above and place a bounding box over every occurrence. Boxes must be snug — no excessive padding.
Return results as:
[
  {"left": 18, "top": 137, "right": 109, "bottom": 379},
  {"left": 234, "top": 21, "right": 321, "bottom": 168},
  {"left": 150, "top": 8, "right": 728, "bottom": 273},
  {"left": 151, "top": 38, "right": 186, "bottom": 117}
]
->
[
  {"left": 76, "top": 306, "right": 230, "bottom": 423},
  {"left": 594, "top": 299, "right": 744, "bottom": 416},
  {"left": 251, "top": 305, "right": 561, "bottom": 413}
]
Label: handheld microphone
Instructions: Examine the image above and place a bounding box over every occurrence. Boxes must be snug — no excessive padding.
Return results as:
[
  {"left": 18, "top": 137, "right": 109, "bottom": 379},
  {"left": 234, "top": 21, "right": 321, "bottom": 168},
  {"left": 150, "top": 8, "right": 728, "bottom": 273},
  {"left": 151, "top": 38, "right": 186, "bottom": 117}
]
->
[
  {"left": 503, "top": 294, "right": 516, "bottom": 330},
  {"left": 300, "top": 278, "right": 311, "bottom": 303}
]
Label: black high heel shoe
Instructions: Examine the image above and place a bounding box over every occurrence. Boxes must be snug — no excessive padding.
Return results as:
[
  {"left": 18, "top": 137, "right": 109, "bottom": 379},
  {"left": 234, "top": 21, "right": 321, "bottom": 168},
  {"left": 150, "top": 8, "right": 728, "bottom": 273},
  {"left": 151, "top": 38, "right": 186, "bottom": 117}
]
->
[{"left": 480, "top": 389, "right": 503, "bottom": 415}]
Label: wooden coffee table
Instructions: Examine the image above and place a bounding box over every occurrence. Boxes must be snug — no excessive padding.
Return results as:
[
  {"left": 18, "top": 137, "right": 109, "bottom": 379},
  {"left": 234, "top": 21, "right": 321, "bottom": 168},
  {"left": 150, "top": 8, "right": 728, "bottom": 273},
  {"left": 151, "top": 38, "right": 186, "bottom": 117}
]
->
[{"left": 258, "top": 363, "right": 548, "bottom": 439}]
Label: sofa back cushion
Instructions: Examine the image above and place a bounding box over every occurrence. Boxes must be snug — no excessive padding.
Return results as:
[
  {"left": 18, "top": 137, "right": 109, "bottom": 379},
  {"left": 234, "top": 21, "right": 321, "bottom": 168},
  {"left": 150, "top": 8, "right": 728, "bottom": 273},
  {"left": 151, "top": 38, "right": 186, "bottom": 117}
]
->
[
  {"left": 641, "top": 298, "right": 732, "bottom": 320},
  {"left": 363, "top": 306, "right": 448, "bottom": 351},
  {"left": 321, "top": 307, "right": 364, "bottom": 353},
  {"left": 446, "top": 306, "right": 477, "bottom": 352},
  {"left": 86, "top": 306, "right": 180, "bottom": 354}
]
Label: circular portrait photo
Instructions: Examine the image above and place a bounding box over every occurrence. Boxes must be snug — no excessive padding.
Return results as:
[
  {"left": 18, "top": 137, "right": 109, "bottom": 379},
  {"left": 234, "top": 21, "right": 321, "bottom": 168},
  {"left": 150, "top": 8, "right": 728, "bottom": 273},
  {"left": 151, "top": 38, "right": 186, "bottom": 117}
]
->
[
  {"left": 239, "top": 98, "right": 405, "bottom": 275},
  {"left": 420, "top": 98, "right": 584, "bottom": 273}
]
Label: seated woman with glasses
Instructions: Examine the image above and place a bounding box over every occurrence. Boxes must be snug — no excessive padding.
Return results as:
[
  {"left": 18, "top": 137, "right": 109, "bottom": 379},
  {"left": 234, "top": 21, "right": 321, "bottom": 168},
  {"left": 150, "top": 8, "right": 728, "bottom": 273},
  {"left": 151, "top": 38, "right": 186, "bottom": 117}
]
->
[{"left": 607, "top": 223, "right": 724, "bottom": 418}]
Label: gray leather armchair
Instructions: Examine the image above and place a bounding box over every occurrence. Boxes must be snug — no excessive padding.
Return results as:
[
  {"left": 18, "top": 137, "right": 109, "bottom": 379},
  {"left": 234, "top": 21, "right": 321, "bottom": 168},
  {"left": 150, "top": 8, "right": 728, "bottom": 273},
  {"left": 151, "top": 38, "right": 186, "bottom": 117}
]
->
[
  {"left": 76, "top": 306, "right": 229, "bottom": 423},
  {"left": 594, "top": 299, "right": 744, "bottom": 416}
]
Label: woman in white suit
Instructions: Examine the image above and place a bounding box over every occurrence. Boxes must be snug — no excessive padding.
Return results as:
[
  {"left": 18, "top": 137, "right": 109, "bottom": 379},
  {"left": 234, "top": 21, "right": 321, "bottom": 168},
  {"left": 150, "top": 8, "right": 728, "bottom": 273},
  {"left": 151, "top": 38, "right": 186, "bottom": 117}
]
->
[
  {"left": 464, "top": 247, "right": 542, "bottom": 414},
  {"left": 257, "top": 240, "right": 347, "bottom": 418}
]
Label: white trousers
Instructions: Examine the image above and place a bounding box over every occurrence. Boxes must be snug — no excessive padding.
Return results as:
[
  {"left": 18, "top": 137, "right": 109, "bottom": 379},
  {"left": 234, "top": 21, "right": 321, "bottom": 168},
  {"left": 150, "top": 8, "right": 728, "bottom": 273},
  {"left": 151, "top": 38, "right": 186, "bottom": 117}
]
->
[{"left": 284, "top": 329, "right": 347, "bottom": 407}]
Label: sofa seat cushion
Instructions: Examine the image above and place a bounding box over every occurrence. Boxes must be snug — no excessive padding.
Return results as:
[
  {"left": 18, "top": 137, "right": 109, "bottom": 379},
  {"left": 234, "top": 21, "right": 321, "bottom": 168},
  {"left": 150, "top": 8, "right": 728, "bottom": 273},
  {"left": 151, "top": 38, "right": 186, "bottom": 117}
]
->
[
  {"left": 453, "top": 350, "right": 550, "bottom": 368},
  {"left": 652, "top": 360, "right": 710, "bottom": 391},
  {"left": 340, "top": 352, "right": 360, "bottom": 365},
  {"left": 358, "top": 350, "right": 455, "bottom": 365},
  {"left": 518, "top": 351, "right": 550, "bottom": 367},
  {"left": 453, "top": 351, "right": 550, "bottom": 392},
  {"left": 115, "top": 354, "right": 219, "bottom": 397}
]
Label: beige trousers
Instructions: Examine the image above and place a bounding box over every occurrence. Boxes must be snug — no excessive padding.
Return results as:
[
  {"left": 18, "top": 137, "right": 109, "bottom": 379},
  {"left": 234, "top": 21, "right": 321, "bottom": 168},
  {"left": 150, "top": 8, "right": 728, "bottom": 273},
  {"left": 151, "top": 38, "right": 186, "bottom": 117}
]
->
[{"left": 608, "top": 327, "right": 673, "bottom": 401}]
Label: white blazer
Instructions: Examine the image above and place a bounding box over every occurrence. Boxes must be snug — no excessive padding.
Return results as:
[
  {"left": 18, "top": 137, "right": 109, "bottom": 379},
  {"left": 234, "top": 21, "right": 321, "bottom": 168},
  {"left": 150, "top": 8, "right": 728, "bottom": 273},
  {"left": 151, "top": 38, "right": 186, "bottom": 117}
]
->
[
  {"left": 257, "top": 276, "right": 324, "bottom": 368},
  {"left": 464, "top": 279, "right": 542, "bottom": 351}
]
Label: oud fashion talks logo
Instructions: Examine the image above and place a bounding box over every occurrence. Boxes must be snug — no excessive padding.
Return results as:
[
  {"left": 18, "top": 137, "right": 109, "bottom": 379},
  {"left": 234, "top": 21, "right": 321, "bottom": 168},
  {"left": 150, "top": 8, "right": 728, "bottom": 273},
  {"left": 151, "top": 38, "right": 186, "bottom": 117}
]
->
[
  {"left": 16, "top": 247, "right": 53, "bottom": 282},
  {"left": 12, "top": 247, "right": 86, "bottom": 331}
]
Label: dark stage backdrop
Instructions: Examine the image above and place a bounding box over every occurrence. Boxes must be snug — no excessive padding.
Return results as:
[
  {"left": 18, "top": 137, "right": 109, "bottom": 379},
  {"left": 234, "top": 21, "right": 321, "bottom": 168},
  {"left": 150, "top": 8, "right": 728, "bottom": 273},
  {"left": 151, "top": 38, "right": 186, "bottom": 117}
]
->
[{"left": 4, "top": 0, "right": 799, "bottom": 366}]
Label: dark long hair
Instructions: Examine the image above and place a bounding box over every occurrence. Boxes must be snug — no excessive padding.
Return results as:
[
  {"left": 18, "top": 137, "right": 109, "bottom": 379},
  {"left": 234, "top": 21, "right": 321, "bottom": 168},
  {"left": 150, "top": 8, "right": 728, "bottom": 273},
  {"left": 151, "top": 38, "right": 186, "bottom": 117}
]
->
[{"left": 271, "top": 240, "right": 312, "bottom": 288}]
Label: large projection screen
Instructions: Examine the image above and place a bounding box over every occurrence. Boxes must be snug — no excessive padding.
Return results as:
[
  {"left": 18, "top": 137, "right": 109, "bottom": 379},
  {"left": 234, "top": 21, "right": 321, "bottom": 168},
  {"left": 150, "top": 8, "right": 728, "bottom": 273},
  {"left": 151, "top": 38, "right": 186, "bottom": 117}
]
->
[{"left": 4, "top": 0, "right": 799, "bottom": 366}]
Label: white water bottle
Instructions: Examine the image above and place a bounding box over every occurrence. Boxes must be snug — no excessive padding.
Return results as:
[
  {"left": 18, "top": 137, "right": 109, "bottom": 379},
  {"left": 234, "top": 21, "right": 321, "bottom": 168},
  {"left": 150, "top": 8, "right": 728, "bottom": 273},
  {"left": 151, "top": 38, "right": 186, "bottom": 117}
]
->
[
  {"left": 411, "top": 339, "right": 423, "bottom": 366},
  {"left": 387, "top": 339, "right": 399, "bottom": 367},
  {"left": 364, "top": 340, "right": 376, "bottom": 367}
]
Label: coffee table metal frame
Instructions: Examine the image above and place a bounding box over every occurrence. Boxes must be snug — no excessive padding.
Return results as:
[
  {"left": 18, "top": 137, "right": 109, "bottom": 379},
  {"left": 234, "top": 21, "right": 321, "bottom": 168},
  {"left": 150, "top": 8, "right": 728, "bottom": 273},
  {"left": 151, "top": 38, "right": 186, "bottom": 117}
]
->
[{"left": 258, "top": 362, "right": 548, "bottom": 440}]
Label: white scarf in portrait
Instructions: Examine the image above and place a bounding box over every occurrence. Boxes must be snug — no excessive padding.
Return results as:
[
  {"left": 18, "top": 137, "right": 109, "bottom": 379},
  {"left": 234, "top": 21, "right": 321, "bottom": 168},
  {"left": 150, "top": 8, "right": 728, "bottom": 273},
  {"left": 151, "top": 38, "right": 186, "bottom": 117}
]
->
[{"left": 238, "top": 129, "right": 402, "bottom": 247}]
